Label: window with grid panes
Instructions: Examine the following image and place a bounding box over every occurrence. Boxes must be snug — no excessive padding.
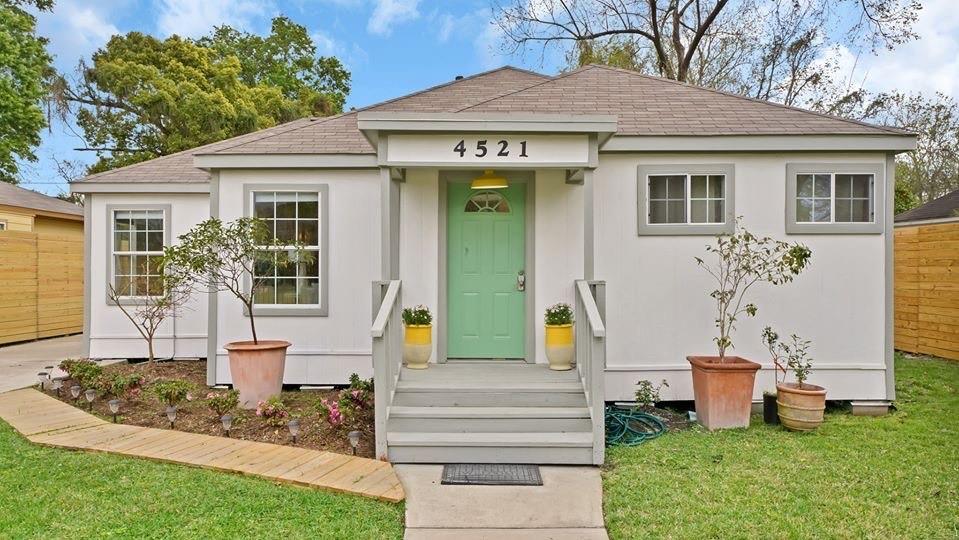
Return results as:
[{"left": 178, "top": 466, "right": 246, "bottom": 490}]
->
[{"left": 251, "top": 191, "right": 321, "bottom": 306}]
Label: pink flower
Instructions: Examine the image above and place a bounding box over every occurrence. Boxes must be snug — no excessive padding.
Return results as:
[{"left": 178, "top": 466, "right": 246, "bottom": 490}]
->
[{"left": 351, "top": 390, "right": 361, "bottom": 399}]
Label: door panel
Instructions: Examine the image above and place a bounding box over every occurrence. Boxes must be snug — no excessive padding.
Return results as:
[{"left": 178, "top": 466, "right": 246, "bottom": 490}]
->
[{"left": 448, "top": 182, "right": 526, "bottom": 359}]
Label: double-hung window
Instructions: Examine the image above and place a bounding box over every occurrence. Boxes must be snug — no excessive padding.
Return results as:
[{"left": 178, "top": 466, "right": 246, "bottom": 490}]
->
[
  {"left": 786, "top": 163, "right": 884, "bottom": 234},
  {"left": 637, "top": 164, "right": 735, "bottom": 235},
  {"left": 111, "top": 208, "right": 167, "bottom": 300},
  {"left": 247, "top": 185, "right": 328, "bottom": 315}
]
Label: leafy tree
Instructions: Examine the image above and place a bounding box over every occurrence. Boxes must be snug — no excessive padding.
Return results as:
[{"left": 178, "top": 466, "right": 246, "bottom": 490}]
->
[
  {"left": 894, "top": 175, "right": 919, "bottom": 215},
  {"left": 52, "top": 17, "right": 350, "bottom": 174},
  {"left": 0, "top": 0, "right": 53, "bottom": 183}
]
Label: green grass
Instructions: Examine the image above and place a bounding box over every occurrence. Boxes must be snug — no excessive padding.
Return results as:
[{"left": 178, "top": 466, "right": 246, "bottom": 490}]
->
[
  {"left": 0, "top": 422, "right": 404, "bottom": 539},
  {"left": 604, "top": 355, "right": 959, "bottom": 539}
]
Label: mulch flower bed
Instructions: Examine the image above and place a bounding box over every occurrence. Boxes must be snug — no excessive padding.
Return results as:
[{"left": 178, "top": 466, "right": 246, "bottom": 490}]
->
[{"left": 46, "top": 359, "right": 375, "bottom": 458}]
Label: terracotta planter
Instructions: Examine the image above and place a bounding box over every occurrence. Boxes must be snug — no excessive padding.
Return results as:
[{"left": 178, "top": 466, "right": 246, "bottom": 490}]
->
[
  {"left": 687, "top": 355, "right": 761, "bottom": 430},
  {"left": 776, "top": 382, "right": 826, "bottom": 431},
  {"left": 403, "top": 324, "right": 432, "bottom": 369},
  {"left": 225, "top": 340, "right": 290, "bottom": 409},
  {"left": 545, "top": 324, "right": 574, "bottom": 371}
]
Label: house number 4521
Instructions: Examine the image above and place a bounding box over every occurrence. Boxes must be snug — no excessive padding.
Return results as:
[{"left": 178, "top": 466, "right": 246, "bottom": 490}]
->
[{"left": 453, "top": 139, "right": 528, "bottom": 158}]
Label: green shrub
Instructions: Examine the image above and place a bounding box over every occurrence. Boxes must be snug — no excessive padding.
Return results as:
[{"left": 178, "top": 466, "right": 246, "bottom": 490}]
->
[
  {"left": 98, "top": 372, "right": 144, "bottom": 399},
  {"left": 255, "top": 396, "right": 290, "bottom": 427},
  {"left": 401, "top": 305, "right": 432, "bottom": 325},
  {"left": 544, "top": 303, "right": 573, "bottom": 325},
  {"left": 59, "top": 359, "right": 103, "bottom": 389},
  {"left": 205, "top": 389, "right": 239, "bottom": 417},
  {"left": 152, "top": 380, "right": 192, "bottom": 407},
  {"left": 634, "top": 379, "right": 669, "bottom": 408}
]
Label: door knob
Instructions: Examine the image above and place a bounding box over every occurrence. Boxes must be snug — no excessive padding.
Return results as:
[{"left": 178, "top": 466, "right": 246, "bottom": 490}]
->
[{"left": 517, "top": 270, "right": 526, "bottom": 291}]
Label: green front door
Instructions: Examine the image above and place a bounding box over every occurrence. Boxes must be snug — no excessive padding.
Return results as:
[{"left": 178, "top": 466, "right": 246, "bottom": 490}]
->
[{"left": 447, "top": 182, "right": 526, "bottom": 359}]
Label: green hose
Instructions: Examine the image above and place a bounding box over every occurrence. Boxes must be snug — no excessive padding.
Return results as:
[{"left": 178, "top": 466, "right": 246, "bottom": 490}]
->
[{"left": 605, "top": 405, "right": 667, "bottom": 447}]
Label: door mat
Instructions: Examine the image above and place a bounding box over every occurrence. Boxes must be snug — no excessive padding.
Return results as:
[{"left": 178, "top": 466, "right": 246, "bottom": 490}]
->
[{"left": 441, "top": 464, "right": 543, "bottom": 486}]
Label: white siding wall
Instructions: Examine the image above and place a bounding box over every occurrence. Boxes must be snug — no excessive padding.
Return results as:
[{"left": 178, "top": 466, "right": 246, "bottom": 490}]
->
[
  {"left": 214, "top": 169, "right": 380, "bottom": 385},
  {"left": 87, "top": 192, "right": 210, "bottom": 359},
  {"left": 594, "top": 152, "right": 889, "bottom": 401}
]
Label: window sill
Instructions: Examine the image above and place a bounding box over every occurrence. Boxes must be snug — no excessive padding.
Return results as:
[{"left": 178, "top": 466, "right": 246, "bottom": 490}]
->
[
  {"left": 243, "top": 305, "right": 329, "bottom": 317},
  {"left": 107, "top": 297, "right": 162, "bottom": 306},
  {"left": 786, "top": 222, "right": 883, "bottom": 234},
  {"left": 637, "top": 222, "right": 734, "bottom": 236}
]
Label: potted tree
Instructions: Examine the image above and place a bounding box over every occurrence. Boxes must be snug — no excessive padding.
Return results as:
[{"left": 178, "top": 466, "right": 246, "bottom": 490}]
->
[
  {"left": 163, "top": 218, "right": 305, "bottom": 409},
  {"left": 402, "top": 305, "right": 432, "bottom": 369},
  {"left": 544, "top": 303, "right": 574, "bottom": 371},
  {"left": 763, "top": 326, "right": 826, "bottom": 431},
  {"left": 690, "top": 220, "right": 811, "bottom": 430}
]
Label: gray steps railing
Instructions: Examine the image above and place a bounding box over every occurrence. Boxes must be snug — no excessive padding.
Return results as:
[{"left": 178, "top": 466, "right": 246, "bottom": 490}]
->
[{"left": 575, "top": 279, "right": 606, "bottom": 465}]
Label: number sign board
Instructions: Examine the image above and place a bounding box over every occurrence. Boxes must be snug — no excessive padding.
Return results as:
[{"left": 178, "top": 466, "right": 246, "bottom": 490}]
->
[{"left": 385, "top": 134, "right": 591, "bottom": 167}]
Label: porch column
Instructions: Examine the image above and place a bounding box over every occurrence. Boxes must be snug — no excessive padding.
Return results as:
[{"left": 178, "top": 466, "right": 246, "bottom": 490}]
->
[
  {"left": 380, "top": 167, "right": 400, "bottom": 280},
  {"left": 583, "top": 168, "right": 595, "bottom": 280}
]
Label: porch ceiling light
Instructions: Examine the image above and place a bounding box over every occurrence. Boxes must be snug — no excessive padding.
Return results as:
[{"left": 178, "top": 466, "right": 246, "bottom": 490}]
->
[{"left": 470, "top": 170, "right": 508, "bottom": 190}]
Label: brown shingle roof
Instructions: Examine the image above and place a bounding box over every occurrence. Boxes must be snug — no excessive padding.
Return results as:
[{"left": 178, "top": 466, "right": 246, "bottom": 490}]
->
[
  {"left": 75, "top": 64, "right": 910, "bottom": 186},
  {"left": 895, "top": 189, "right": 959, "bottom": 223},
  {"left": 0, "top": 182, "right": 83, "bottom": 217}
]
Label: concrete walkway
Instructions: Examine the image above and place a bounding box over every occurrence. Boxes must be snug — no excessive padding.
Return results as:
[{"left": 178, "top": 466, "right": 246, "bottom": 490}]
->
[
  {"left": 396, "top": 464, "right": 608, "bottom": 539},
  {"left": 0, "top": 335, "right": 84, "bottom": 393}
]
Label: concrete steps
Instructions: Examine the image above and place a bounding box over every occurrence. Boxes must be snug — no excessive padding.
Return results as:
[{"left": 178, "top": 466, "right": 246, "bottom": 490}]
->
[{"left": 386, "top": 363, "right": 594, "bottom": 464}]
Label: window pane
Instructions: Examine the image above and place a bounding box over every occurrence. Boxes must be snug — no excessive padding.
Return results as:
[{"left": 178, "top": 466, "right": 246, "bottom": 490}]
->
[
  {"left": 691, "top": 175, "right": 707, "bottom": 198},
  {"left": 690, "top": 200, "right": 708, "bottom": 223},
  {"left": 298, "top": 192, "right": 318, "bottom": 218},
  {"left": 254, "top": 192, "right": 275, "bottom": 218},
  {"left": 666, "top": 201, "right": 686, "bottom": 223},
  {"left": 146, "top": 231, "right": 163, "bottom": 252},
  {"left": 298, "top": 220, "right": 318, "bottom": 245},
  {"left": 275, "top": 192, "right": 297, "bottom": 218},
  {"left": 253, "top": 279, "right": 275, "bottom": 304},
  {"left": 709, "top": 200, "right": 725, "bottom": 223},
  {"left": 814, "top": 174, "right": 831, "bottom": 197},
  {"left": 147, "top": 217, "right": 163, "bottom": 231},
  {"left": 115, "top": 275, "right": 132, "bottom": 296},
  {"left": 114, "top": 213, "right": 131, "bottom": 231},
  {"left": 131, "top": 276, "right": 148, "bottom": 297},
  {"left": 277, "top": 255, "right": 297, "bottom": 277},
  {"left": 147, "top": 256, "right": 163, "bottom": 275},
  {"left": 813, "top": 200, "right": 831, "bottom": 222},
  {"left": 114, "top": 232, "right": 131, "bottom": 252},
  {"left": 132, "top": 216, "right": 148, "bottom": 232},
  {"left": 297, "top": 278, "right": 319, "bottom": 304},
  {"left": 708, "top": 176, "right": 724, "bottom": 198},
  {"left": 275, "top": 220, "right": 295, "bottom": 243},
  {"left": 667, "top": 176, "right": 686, "bottom": 199},
  {"left": 115, "top": 255, "right": 132, "bottom": 275},
  {"left": 146, "top": 277, "right": 164, "bottom": 296},
  {"left": 254, "top": 251, "right": 275, "bottom": 277},
  {"left": 797, "top": 175, "right": 814, "bottom": 198},
  {"left": 300, "top": 250, "right": 319, "bottom": 277},
  {"left": 835, "top": 199, "right": 851, "bottom": 222},
  {"left": 276, "top": 279, "right": 297, "bottom": 304},
  {"left": 796, "top": 199, "right": 813, "bottom": 222},
  {"left": 133, "top": 231, "right": 147, "bottom": 252},
  {"left": 134, "top": 255, "right": 150, "bottom": 275},
  {"left": 835, "top": 175, "right": 851, "bottom": 198},
  {"left": 648, "top": 176, "right": 668, "bottom": 199},
  {"left": 649, "top": 200, "right": 667, "bottom": 224},
  {"left": 852, "top": 174, "right": 872, "bottom": 197},
  {"left": 852, "top": 199, "right": 871, "bottom": 222}
]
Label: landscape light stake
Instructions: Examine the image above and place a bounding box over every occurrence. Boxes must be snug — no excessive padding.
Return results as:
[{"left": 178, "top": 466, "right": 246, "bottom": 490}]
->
[
  {"left": 84, "top": 389, "right": 96, "bottom": 410},
  {"left": 287, "top": 419, "right": 300, "bottom": 445},
  {"left": 70, "top": 385, "right": 81, "bottom": 403},
  {"left": 37, "top": 372, "right": 48, "bottom": 391},
  {"left": 52, "top": 377, "right": 63, "bottom": 396},
  {"left": 348, "top": 431, "right": 361, "bottom": 455},
  {"left": 108, "top": 400, "right": 120, "bottom": 423},
  {"left": 221, "top": 414, "right": 233, "bottom": 437},
  {"left": 166, "top": 406, "right": 177, "bottom": 429}
]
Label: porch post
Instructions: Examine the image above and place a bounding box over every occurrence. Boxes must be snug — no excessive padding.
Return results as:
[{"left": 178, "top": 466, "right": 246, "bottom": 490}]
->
[
  {"left": 583, "top": 168, "right": 595, "bottom": 280},
  {"left": 380, "top": 166, "right": 400, "bottom": 280}
]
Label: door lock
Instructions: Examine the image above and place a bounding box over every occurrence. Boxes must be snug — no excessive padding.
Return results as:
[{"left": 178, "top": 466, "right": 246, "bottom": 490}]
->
[{"left": 517, "top": 270, "right": 526, "bottom": 292}]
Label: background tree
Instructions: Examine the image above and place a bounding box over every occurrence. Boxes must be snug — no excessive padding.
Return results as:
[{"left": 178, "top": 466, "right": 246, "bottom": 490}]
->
[
  {"left": 0, "top": 0, "right": 53, "bottom": 183},
  {"left": 51, "top": 17, "right": 350, "bottom": 174}
]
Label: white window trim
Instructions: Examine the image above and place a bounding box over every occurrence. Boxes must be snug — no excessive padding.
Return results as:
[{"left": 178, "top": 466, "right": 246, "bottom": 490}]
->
[
  {"left": 795, "top": 172, "right": 875, "bottom": 225},
  {"left": 637, "top": 163, "right": 736, "bottom": 235},
  {"left": 786, "top": 163, "right": 884, "bottom": 234},
  {"left": 105, "top": 204, "right": 172, "bottom": 306},
  {"left": 242, "top": 183, "right": 329, "bottom": 317}
]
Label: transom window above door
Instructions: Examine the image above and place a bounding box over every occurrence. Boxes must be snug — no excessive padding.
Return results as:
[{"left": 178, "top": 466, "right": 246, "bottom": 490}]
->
[
  {"left": 251, "top": 191, "right": 321, "bottom": 307},
  {"left": 465, "top": 190, "right": 511, "bottom": 213},
  {"left": 637, "top": 164, "right": 735, "bottom": 235}
]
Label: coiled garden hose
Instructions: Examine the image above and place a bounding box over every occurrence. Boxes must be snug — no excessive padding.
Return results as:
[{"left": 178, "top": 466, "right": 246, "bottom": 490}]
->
[{"left": 605, "top": 405, "right": 667, "bottom": 447}]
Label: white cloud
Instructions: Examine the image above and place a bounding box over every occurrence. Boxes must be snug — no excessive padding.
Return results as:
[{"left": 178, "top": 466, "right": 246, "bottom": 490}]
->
[
  {"left": 367, "top": 0, "right": 420, "bottom": 36},
  {"left": 437, "top": 13, "right": 456, "bottom": 43},
  {"left": 35, "top": 0, "right": 120, "bottom": 69},
  {"left": 156, "top": 0, "right": 272, "bottom": 38},
  {"left": 311, "top": 30, "right": 339, "bottom": 56}
]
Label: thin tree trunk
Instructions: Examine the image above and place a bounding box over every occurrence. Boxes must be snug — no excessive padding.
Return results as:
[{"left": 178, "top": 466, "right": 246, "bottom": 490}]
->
[{"left": 247, "top": 300, "right": 259, "bottom": 344}]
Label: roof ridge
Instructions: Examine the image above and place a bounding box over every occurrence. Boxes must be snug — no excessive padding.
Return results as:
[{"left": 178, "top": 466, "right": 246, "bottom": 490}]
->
[
  {"left": 456, "top": 65, "right": 594, "bottom": 113},
  {"left": 585, "top": 63, "right": 912, "bottom": 136}
]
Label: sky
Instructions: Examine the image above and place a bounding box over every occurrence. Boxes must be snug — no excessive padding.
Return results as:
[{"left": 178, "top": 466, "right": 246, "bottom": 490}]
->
[{"left": 17, "top": 0, "right": 959, "bottom": 196}]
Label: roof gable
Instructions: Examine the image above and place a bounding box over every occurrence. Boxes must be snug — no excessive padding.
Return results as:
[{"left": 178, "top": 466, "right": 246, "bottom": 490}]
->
[{"left": 896, "top": 189, "right": 959, "bottom": 223}]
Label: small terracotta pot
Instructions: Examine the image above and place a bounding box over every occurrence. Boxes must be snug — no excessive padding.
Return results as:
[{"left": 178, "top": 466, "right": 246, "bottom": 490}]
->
[
  {"left": 225, "top": 340, "right": 290, "bottom": 409},
  {"left": 687, "top": 355, "right": 761, "bottom": 430},
  {"left": 545, "top": 324, "right": 574, "bottom": 371},
  {"left": 776, "top": 382, "right": 826, "bottom": 431},
  {"left": 403, "top": 325, "right": 432, "bottom": 369}
]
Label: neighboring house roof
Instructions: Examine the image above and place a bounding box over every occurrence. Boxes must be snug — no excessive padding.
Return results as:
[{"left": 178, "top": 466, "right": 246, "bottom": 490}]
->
[
  {"left": 74, "top": 64, "right": 911, "bottom": 186},
  {"left": 895, "top": 189, "right": 959, "bottom": 223},
  {"left": 0, "top": 182, "right": 83, "bottom": 218}
]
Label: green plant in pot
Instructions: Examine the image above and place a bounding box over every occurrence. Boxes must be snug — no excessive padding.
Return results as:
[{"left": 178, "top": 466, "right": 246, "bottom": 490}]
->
[
  {"left": 163, "top": 218, "right": 308, "bottom": 409},
  {"left": 689, "top": 219, "right": 811, "bottom": 430},
  {"left": 401, "top": 305, "right": 433, "bottom": 369},
  {"left": 762, "top": 326, "right": 825, "bottom": 431},
  {"left": 544, "top": 303, "right": 574, "bottom": 371}
]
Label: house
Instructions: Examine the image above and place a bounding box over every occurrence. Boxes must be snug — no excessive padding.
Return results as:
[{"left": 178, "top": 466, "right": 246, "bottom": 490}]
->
[
  {"left": 70, "top": 65, "right": 916, "bottom": 464},
  {"left": 0, "top": 183, "right": 84, "bottom": 344},
  {"left": 894, "top": 188, "right": 959, "bottom": 361}
]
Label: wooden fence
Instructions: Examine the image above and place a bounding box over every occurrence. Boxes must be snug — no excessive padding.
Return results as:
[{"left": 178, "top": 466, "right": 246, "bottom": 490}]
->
[
  {"left": 894, "top": 221, "right": 959, "bottom": 360},
  {"left": 0, "top": 229, "right": 83, "bottom": 345}
]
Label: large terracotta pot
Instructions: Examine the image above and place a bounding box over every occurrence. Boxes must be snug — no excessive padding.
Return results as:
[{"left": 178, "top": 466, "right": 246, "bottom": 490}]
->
[
  {"left": 545, "top": 324, "right": 574, "bottom": 371},
  {"left": 403, "top": 325, "right": 432, "bottom": 369},
  {"left": 225, "top": 340, "right": 290, "bottom": 409},
  {"left": 776, "top": 382, "right": 826, "bottom": 431},
  {"left": 687, "top": 355, "right": 761, "bottom": 430}
]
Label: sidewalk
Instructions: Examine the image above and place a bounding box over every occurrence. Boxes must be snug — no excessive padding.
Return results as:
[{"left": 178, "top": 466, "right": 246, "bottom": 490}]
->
[
  {"left": 0, "top": 335, "right": 84, "bottom": 392},
  {"left": 396, "top": 464, "right": 608, "bottom": 539}
]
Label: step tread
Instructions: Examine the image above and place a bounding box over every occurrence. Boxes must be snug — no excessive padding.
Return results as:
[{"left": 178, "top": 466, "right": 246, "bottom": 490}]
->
[
  {"left": 389, "top": 406, "right": 591, "bottom": 419},
  {"left": 387, "top": 431, "right": 593, "bottom": 447},
  {"left": 395, "top": 381, "right": 585, "bottom": 393}
]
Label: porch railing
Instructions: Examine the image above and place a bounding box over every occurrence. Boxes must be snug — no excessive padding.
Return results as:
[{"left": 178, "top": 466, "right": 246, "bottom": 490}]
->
[
  {"left": 574, "top": 279, "right": 606, "bottom": 465},
  {"left": 371, "top": 280, "right": 402, "bottom": 460}
]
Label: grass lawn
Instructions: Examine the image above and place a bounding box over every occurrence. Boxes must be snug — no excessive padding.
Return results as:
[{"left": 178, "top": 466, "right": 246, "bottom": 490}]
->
[
  {"left": 604, "top": 354, "right": 959, "bottom": 539},
  {"left": 0, "top": 422, "right": 404, "bottom": 539}
]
